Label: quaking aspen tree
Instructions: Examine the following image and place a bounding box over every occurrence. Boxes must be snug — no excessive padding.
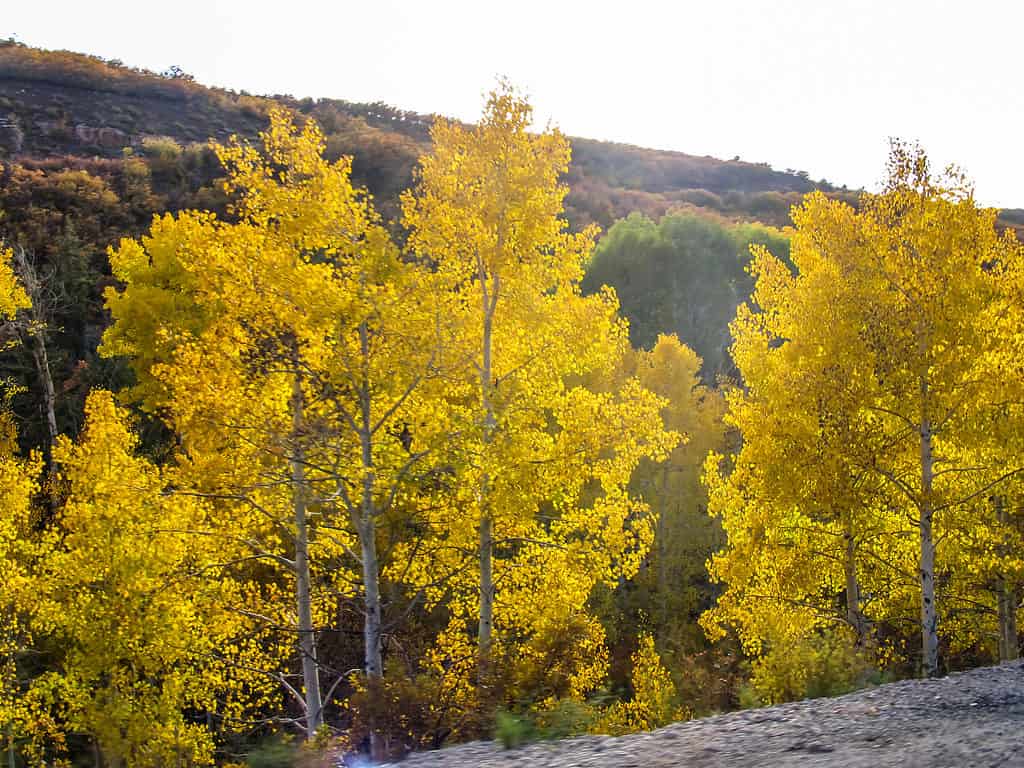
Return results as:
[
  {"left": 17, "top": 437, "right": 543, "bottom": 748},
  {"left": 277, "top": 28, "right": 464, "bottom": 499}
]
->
[
  {"left": 628, "top": 334, "right": 727, "bottom": 632},
  {"left": 102, "top": 111, "right": 453, "bottom": 743},
  {"left": 402, "top": 84, "right": 678, "bottom": 717},
  {"left": 705, "top": 144, "right": 1024, "bottom": 683}
]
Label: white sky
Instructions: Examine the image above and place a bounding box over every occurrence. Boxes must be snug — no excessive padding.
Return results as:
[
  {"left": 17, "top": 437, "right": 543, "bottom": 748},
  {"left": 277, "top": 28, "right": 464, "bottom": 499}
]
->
[{"left": 4, "top": 0, "right": 1022, "bottom": 207}]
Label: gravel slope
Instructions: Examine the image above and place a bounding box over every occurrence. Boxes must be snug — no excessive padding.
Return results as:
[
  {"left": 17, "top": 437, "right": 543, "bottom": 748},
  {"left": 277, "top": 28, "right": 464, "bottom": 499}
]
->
[{"left": 385, "top": 661, "right": 1024, "bottom": 767}]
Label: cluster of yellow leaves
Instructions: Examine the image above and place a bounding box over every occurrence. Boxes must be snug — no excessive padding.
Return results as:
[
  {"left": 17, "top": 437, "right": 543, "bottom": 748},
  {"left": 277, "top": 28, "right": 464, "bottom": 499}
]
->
[
  {"left": 32, "top": 391, "right": 276, "bottom": 766},
  {"left": 625, "top": 334, "right": 727, "bottom": 633},
  {"left": 746, "top": 626, "right": 874, "bottom": 705},
  {"left": 593, "top": 634, "right": 685, "bottom": 735},
  {"left": 0, "top": 246, "right": 30, "bottom": 321},
  {"left": 0, "top": 412, "right": 53, "bottom": 762}
]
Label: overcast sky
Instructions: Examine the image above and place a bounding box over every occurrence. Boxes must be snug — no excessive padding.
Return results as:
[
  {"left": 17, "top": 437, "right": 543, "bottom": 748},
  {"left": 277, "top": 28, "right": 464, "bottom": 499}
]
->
[{"left": 5, "top": 0, "right": 1022, "bottom": 207}]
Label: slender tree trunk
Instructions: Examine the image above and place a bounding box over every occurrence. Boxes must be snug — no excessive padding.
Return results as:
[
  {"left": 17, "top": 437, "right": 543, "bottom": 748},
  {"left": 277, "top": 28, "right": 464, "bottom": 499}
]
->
[
  {"left": 291, "top": 373, "right": 323, "bottom": 738},
  {"left": 29, "top": 329, "right": 57, "bottom": 458},
  {"left": 919, "top": 381, "right": 938, "bottom": 677},
  {"left": 657, "top": 465, "right": 670, "bottom": 595},
  {"left": 998, "top": 581, "right": 1018, "bottom": 662},
  {"left": 11, "top": 248, "right": 58, "bottom": 464},
  {"left": 843, "top": 529, "right": 865, "bottom": 642},
  {"left": 477, "top": 280, "right": 498, "bottom": 658},
  {"left": 996, "top": 496, "right": 1019, "bottom": 662},
  {"left": 478, "top": 514, "right": 494, "bottom": 652},
  {"left": 654, "top": 463, "right": 672, "bottom": 625},
  {"left": 357, "top": 322, "right": 385, "bottom": 759}
]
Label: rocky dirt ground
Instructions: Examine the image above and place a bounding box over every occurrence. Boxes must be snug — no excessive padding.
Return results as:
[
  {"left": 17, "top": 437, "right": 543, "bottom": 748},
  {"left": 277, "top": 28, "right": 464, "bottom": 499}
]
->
[{"left": 383, "top": 660, "right": 1024, "bottom": 767}]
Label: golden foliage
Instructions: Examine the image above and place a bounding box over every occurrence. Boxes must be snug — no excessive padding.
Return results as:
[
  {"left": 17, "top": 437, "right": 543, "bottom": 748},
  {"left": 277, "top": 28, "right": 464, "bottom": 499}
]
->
[{"left": 594, "top": 634, "right": 685, "bottom": 735}]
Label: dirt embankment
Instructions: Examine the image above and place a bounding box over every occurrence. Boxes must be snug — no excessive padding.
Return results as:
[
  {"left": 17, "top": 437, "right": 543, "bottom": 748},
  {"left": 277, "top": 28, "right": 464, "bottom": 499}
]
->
[{"left": 384, "top": 661, "right": 1024, "bottom": 767}]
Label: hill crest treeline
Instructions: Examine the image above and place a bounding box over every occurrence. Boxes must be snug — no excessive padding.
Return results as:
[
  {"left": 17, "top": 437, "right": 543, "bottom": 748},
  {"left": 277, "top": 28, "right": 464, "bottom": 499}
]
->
[{"left": 0, "top": 40, "right": 854, "bottom": 229}]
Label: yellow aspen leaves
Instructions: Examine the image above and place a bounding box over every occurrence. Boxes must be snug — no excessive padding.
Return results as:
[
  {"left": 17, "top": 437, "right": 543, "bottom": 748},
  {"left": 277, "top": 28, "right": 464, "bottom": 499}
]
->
[
  {"left": 29, "top": 391, "right": 273, "bottom": 766},
  {"left": 0, "top": 246, "right": 30, "bottom": 321},
  {"left": 593, "top": 634, "right": 685, "bottom": 735}
]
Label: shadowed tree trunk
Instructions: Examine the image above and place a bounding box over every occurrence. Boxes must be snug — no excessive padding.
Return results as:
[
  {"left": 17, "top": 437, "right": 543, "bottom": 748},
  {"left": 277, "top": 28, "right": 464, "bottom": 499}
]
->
[
  {"left": 996, "top": 496, "right": 1019, "bottom": 662},
  {"left": 919, "top": 379, "right": 938, "bottom": 678},
  {"left": 844, "top": 529, "right": 866, "bottom": 642},
  {"left": 11, "top": 248, "right": 58, "bottom": 461},
  {"left": 291, "top": 371, "right": 323, "bottom": 738}
]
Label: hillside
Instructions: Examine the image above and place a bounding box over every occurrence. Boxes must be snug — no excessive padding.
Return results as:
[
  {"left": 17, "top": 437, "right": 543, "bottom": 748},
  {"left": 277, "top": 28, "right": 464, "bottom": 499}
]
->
[
  {"left": 1, "top": 38, "right": 1020, "bottom": 442},
  {"left": 5, "top": 41, "right": 1021, "bottom": 239},
  {"left": 0, "top": 40, "right": 853, "bottom": 231}
]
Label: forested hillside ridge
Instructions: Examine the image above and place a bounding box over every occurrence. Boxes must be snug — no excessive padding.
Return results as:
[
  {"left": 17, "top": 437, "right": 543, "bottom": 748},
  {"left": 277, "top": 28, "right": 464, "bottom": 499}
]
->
[
  {"left": 6, "top": 42, "right": 1023, "bottom": 239},
  {"left": 0, "top": 40, "right": 863, "bottom": 231},
  {"left": 1, "top": 40, "right": 1024, "bottom": 768}
]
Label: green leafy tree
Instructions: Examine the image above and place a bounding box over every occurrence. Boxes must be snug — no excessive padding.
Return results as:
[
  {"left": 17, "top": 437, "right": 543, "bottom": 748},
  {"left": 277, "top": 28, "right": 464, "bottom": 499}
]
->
[{"left": 583, "top": 212, "right": 789, "bottom": 380}]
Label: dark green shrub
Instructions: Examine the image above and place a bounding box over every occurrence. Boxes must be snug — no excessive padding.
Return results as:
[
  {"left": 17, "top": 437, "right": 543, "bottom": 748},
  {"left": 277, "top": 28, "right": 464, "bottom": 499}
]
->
[
  {"left": 495, "top": 710, "right": 534, "bottom": 749},
  {"left": 245, "top": 737, "right": 297, "bottom": 768}
]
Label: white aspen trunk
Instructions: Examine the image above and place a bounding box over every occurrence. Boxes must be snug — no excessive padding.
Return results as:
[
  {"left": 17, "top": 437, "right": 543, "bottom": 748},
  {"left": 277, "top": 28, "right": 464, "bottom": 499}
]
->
[
  {"left": 359, "top": 517, "right": 384, "bottom": 745},
  {"left": 478, "top": 276, "right": 497, "bottom": 657},
  {"left": 11, "top": 248, "right": 58, "bottom": 460},
  {"left": 478, "top": 514, "right": 494, "bottom": 653},
  {"left": 291, "top": 373, "right": 323, "bottom": 738},
  {"left": 996, "top": 496, "right": 1019, "bottom": 662},
  {"left": 844, "top": 529, "right": 865, "bottom": 642},
  {"left": 357, "top": 322, "right": 385, "bottom": 759},
  {"left": 919, "top": 379, "right": 938, "bottom": 678}
]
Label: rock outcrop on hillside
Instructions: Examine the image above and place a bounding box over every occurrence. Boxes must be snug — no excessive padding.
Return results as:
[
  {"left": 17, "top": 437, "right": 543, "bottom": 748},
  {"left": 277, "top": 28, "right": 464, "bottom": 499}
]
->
[{"left": 383, "top": 661, "right": 1024, "bottom": 767}]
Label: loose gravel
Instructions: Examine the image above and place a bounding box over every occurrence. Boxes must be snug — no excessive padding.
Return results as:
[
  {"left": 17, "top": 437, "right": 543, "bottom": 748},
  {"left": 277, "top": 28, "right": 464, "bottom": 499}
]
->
[{"left": 383, "top": 660, "right": 1024, "bottom": 767}]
